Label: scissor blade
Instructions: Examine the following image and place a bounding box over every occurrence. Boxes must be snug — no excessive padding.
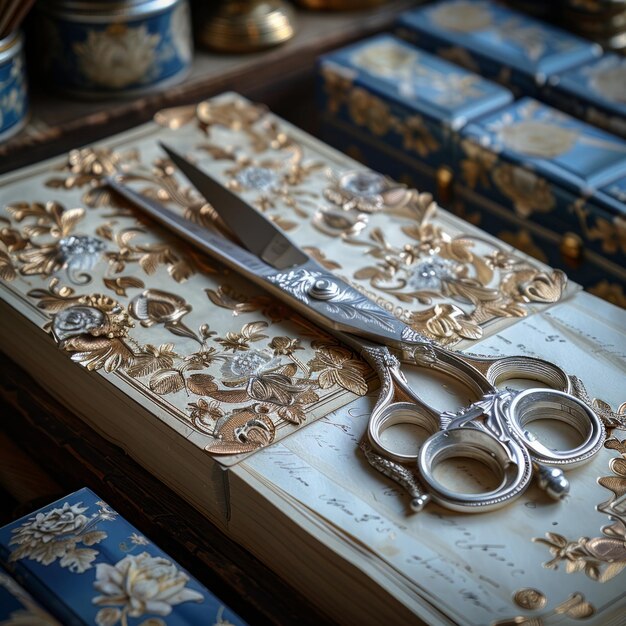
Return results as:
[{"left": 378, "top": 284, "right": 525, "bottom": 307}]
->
[{"left": 160, "top": 142, "right": 308, "bottom": 270}]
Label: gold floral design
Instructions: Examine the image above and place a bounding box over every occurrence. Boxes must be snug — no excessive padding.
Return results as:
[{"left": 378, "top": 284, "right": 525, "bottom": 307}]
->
[
  {"left": 534, "top": 437, "right": 626, "bottom": 583},
  {"left": 0, "top": 95, "right": 571, "bottom": 454},
  {"left": 347, "top": 219, "right": 564, "bottom": 343},
  {"left": 459, "top": 139, "right": 498, "bottom": 189},
  {"left": 99, "top": 224, "right": 197, "bottom": 283},
  {"left": 29, "top": 280, "right": 135, "bottom": 372},
  {"left": 308, "top": 341, "right": 369, "bottom": 396},
  {"left": 9, "top": 500, "right": 117, "bottom": 573},
  {"left": 92, "top": 552, "right": 203, "bottom": 625},
  {"left": 320, "top": 73, "right": 440, "bottom": 158},
  {"left": 493, "top": 592, "right": 595, "bottom": 625},
  {"left": 492, "top": 164, "right": 555, "bottom": 218},
  {"left": 572, "top": 199, "right": 626, "bottom": 257}
]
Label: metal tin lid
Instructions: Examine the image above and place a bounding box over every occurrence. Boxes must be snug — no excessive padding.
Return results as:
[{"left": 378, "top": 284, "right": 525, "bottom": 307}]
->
[{"left": 39, "top": 0, "right": 180, "bottom": 19}]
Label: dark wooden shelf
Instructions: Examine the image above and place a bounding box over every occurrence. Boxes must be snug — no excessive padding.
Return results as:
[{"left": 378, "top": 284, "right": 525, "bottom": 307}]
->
[{"left": 0, "top": 1, "right": 414, "bottom": 174}]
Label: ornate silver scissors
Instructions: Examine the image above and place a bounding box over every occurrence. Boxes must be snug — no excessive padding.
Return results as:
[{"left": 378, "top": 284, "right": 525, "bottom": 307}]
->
[{"left": 108, "top": 143, "right": 606, "bottom": 514}]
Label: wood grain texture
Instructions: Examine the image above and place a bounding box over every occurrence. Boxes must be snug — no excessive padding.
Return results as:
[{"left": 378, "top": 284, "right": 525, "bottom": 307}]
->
[{"left": 0, "top": 351, "right": 336, "bottom": 626}]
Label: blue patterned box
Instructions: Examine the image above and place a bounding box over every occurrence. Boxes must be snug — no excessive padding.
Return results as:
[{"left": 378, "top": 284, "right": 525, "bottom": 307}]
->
[
  {"left": 0, "top": 488, "right": 248, "bottom": 626},
  {"left": 0, "top": 567, "right": 61, "bottom": 624},
  {"left": 544, "top": 54, "right": 626, "bottom": 139},
  {"left": 455, "top": 97, "right": 626, "bottom": 297},
  {"left": 317, "top": 33, "right": 512, "bottom": 191},
  {"left": 395, "top": 0, "right": 600, "bottom": 100}
]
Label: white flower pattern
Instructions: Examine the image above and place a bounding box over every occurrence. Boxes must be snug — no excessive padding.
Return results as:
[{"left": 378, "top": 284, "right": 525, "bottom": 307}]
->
[
  {"left": 8, "top": 502, "right": 114, "bottom": 573},
  {"left": 93, "top": 552, "right": 204, "bottom": 623},
  {"left": 74, "top": 25, "right": 161, "bottom": 89}
]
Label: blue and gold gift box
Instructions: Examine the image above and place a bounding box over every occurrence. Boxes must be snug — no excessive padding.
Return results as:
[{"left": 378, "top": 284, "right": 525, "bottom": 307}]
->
[
  {"left": 395, "top": 0, "right": 600, "bottom": 100},
  {"left": 317, "top": 35, "right": 626, "bottom": 305},
  {"left": 0, "top": 488, "right": 248, "bottom": 626},
  {"left": 317, "top": 33, "right": 512, "bottom": 191},
  {"left": 545, "top": 53, "right": 626, "bottom": 139},
  {"left": 455, "top": 98, "right": 626, "bottom": 302}
]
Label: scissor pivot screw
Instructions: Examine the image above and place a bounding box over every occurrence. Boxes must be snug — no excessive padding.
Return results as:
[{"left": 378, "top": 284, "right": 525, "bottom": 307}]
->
[{"left": 309, "top": 278, "right": 339, "bottom": 300}]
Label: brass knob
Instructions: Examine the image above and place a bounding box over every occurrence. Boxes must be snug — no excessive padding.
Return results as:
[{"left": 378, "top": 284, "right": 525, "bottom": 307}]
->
[
  {"left": 560, "top": 232, "right": 583, "bottom": 267},
  {"left": 436, "top": 166, "right": 454, "bottom": 205}
]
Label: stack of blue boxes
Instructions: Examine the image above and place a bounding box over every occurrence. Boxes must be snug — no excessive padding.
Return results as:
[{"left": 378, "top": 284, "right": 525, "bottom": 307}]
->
[{"left": 317, "top": 0, "right": 626, "bottom": 306}]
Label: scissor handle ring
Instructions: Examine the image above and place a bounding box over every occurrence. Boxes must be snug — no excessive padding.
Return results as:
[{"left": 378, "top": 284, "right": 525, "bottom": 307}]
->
[
  {"left": 418, "top": 427, "right": 532, "bottom": 512},
  {"left": 507, "top": 388, "right": 605, "bottom": 468},
  {"left": 368, "top": 401, "right": 440, "bottom": 464},
  {"left": 486, "top": 356, "right": 570, "bottom": 392}
]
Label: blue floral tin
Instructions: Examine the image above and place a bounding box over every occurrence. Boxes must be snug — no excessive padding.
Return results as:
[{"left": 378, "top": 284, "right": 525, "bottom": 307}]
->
[
  {"left": 395, "top": 0, "right": 600, "bottom": 99},
  {"left": 0, "top": 31, "right": 28, "bottom": 142},
  {"left": 0, "top": 488, "right": 248, "bottom": 626},
  {"left": 37, "top": 0, "right": 192, "bottom": 98}
]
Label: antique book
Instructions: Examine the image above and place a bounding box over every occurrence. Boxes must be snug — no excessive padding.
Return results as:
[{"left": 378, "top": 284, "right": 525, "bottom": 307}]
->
[{"left": 0, "top": 93, "right": 624, "bottom": 624}]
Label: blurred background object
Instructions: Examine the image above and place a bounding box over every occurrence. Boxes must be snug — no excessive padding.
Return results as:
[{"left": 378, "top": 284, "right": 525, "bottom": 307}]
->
[
  {"left": 197, "top": 0, "right": 296, "bottom": 53},
  {"left": 0, "top": 0, "right": 34, "bottom": 141},
  {"left": 35, "top": 0, "right": 193, "bottom": 98},
  {"left": 295, "top": 0, "right": 390, "bottom": 9}
]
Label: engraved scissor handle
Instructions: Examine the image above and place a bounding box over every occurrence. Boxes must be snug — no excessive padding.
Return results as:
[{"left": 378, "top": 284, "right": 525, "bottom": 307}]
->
[{"left": 359, "top": 343, "right": 605, "bottom": 513}]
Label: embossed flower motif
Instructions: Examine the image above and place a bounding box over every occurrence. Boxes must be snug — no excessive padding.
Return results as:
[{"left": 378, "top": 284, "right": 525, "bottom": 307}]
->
[
  {"left": 50, "top": 297, "right": 134, "bottom": 372},
  {"left": 492, "top": 164, "right": 555, "bottom": 218},
  {"left": 220, "top": 349, "right": 281, "bottom": 383},
  {"left": 129, "top": 289, "right": 191, "bottom": 327},
  {"left": 269, "top": 336, "right": 303, "bottom": 357},
  {"left": 235, "top": 166, "right": 280, "bottom": 192},
  {"left": 92, "top": 552, "right": 204, "bottom": 620},
  {"left": 321, "top": 64, "right": 355, "bottom": 114},
  {"left": 57, "top": 235, "right": 106, "bottom": 283},
  {"left": 10, "top": 503, "right": 89, "bottom": 553},
  {"left": 504, "top": 270, "right": 566, "bottom": 304},
  {"left": 323, "top": 170, "right": 412, "bottom": 216},
  {"left": 52, "top": 305, "right": 106, "bottom": 342},
  {"left": 206, "top": 410, "right": 276, "bottom": 454},
  {"left": 460, "top": 139, "right": 498, "bottom": 189},
  {"left": 429, "top": 1, "right": 493, "bottom": 32},
  {"left": 408, "top": 304, "right": 482, "bottom": 345},
  {"left": 7, "top": 500, "right": 111, "bottom": 573},
  {"left": 588, "top": 215, "right": 626, "bottom": 255},
  {"left": 74, "top": 24, "right": 160, "bottom": 89},
  {"left": 214, "top": 321, "right": 269, "bottom": 352},
  {"left": 406, "top": 256, "right": 458, "bottom": 291},
  {"left": 307, "top": 342, "right": 369, "bottom": 395}
]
